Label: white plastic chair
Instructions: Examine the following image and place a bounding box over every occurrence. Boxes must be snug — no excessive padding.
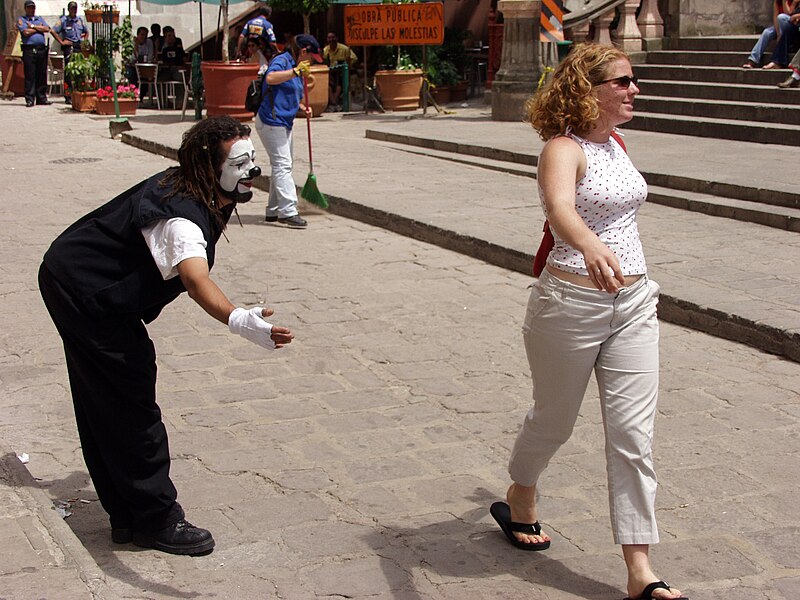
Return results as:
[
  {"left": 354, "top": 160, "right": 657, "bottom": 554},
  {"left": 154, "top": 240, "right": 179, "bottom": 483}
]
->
[{"left": 135, "top": 63, "right": 159, "bottom": 109}]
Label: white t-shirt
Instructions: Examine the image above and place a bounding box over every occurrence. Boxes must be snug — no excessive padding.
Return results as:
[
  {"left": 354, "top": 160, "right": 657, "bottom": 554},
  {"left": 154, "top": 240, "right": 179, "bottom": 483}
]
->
[{"left": 141, "top": 217, "right": 207, "bottom": 280}]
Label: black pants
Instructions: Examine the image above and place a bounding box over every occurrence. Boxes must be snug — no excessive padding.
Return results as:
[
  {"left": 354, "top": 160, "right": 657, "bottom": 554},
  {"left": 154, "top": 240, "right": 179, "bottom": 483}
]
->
[
  {"left": 38, "top": 264, "right": 184, "bottom": 531},
  {"left": 22, "top": 45, "right": 48, "bottom": 104}
]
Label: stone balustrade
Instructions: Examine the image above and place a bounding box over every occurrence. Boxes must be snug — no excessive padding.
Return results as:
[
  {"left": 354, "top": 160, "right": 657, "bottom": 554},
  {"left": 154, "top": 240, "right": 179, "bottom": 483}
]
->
[{"left": 564, "top": 0, "right": 664, "bottom": 52}]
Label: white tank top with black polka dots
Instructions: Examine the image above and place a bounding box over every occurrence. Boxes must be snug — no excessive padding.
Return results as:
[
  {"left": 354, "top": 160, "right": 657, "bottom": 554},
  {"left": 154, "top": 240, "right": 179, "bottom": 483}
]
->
[{"left": 541, "top": 132, "right": 648, "bottom": 277}]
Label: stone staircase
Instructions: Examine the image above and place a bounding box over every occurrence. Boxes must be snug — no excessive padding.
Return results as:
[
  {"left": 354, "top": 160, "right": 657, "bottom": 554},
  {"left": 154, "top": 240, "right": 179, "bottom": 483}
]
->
[{"left": 629, "top": 36, "right": 800, "bottom": 146}]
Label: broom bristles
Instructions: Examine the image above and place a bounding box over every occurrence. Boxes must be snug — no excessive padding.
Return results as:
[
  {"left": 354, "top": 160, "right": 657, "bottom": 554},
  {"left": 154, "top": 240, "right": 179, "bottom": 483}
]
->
[{"left": 301, "top": 173, "right": 329, "bottom": 209}]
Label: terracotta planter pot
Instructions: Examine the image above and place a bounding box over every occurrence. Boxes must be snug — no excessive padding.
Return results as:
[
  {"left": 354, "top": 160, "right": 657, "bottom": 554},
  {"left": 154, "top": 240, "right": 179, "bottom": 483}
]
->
[
  {"left": 375, "top": 69, "right": 423, "bottom": 111},
  {"left": 201, "top": 61, "right": 259, "bottom": 122},
  {"left": 450, "top": 81, "right": 468, "bottom": 102},
  {"left": 71, "top": 90, "right": 97, "bottom": 112},
  {"left": 303, "top": 65, "right": 328, "bottom": 118},
  {"left": 85, "top": 9, "right": 101, "bottom": 23},
  {"left": 95, "top": 97, "right": 137, "bottom": 115},
  {"left": 430, "top": 85, "right": 451, "bottom": 105}
]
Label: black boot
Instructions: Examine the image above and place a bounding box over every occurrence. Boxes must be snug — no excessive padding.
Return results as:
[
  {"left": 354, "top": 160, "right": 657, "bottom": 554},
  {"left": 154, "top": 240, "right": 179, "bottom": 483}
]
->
[{"left": 132, "top": 519, "right": 215, "bottom": 555}]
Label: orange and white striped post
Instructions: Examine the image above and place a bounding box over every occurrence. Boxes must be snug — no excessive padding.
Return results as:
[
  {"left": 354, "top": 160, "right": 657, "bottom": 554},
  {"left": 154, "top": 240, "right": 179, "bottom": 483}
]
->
[{"left": 540, "top": 0, "right": 564, "bottom": 43}]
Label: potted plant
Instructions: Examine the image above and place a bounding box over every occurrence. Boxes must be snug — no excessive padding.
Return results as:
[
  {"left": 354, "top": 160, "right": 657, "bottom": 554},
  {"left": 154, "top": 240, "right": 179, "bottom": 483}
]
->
[
  {"left": 95, "top": 83, "right": 138, "bottom": 115},
  {"left": 375, "top": 47, "right": 423, "bottom": 111},
  {"left": 442, "top": 27, "right": 470, "bottom": 102},
  {"left": 426, "top": 46, "right": 459, "bottom": 105},
  {"left": 84, "top": 1, "right": 119, "bottom": 24},
  {"left": 64, "top": 52, "right": 100, "bottom": 111}
]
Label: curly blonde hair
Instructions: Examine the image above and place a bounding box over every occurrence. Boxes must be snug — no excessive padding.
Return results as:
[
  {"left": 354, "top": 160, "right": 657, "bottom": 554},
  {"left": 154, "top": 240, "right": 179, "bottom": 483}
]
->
[{"left": 526, "top": 43, "right": 629, "bottom": 141}]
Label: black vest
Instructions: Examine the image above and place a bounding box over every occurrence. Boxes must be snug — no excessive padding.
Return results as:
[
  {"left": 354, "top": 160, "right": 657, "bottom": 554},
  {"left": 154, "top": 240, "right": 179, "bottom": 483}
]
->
[{"left": 43, "top": 169, "right": 232, "bottom": 322}]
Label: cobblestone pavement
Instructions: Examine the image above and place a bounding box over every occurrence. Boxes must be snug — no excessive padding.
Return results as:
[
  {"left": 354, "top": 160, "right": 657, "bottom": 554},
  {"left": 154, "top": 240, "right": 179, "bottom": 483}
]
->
[{"left": 0, "top": 102, "right": 799, "bottom": 599}]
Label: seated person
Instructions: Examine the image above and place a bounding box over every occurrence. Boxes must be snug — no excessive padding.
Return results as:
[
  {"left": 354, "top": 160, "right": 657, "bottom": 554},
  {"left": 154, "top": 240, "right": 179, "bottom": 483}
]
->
[
  {"left": 159, "top": 26, "right": 184, "bottom": 63},
  {"left": 323, "top": 32, "right": 357, "bottom": 111},
  {"left": 245, "top": 37, "right": 269, "bottom": 67},
  {"left": 237, "top": 6, "right": 278, "bottom": 58},
  {"left": 127, "top": 26, "right": 155, "bottom": 84},
  {"left": 158, "top": 26, "right": 185, "bottom": 106},
  {"left": 743, "top": 0, "right": 800, "bottom": 68},
  {"left": 149, "top": 23, "right": 163, "bottom": 59}
]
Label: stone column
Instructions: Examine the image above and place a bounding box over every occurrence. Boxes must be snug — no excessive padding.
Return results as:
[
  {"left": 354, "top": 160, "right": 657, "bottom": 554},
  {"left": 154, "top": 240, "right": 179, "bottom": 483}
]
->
[
  {"left": 491, "top": 0, "right": 541, "bottom": 122},
  {"left": 637, "top": 0, "right": 664, "bottom": 38},
  {"left": 616, "top": 0, "right": 643, "bottom": 52}
]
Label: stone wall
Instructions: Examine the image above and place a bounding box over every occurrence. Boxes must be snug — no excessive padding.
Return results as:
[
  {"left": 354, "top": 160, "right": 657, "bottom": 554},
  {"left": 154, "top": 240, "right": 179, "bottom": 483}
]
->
[{"left": 663, "top": 0, "right": 773, "bottom": 36}]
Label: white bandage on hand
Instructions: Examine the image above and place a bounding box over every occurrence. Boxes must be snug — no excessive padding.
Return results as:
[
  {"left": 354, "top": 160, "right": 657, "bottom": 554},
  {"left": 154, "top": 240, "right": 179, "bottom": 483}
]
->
[{"left": 228, "top": 307, "right": 275, "bottom": 349}]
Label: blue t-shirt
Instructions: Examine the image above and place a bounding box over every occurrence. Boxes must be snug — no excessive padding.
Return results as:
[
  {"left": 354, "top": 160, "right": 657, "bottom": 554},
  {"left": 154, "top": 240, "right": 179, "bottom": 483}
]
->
[
  {"left": 258, "top": 52, "right": 303, "bottom": 130},
  {"left": 242, "top": 16, "right": 276, "bottom": 44},
  {"left": 54, "top": 15, "right": 87, "bottom": 43},
  {"left": 17, "top": 15, "right": 49, "bottom": 46}
]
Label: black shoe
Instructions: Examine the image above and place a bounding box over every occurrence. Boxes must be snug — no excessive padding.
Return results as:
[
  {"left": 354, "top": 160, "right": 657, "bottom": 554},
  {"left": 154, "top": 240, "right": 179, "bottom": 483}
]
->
[
  {"left": 37, "top": 99, "right": 53, "bottom": 105},
  {"left": 132, "top": 519, "right": 215, "bottom": 555},
  {"left": 65, "top": 97, "right": 71, "bottom": 105},
  {"left": 264, "top": 215, "right": 278, "bottom": 222},
  {"left": 25, "top": 100, "right": 34, "bottom": 107},
  {"left": 111, "top": 528, "right": 133, "bottom": 544},
  {"left": 278, "top": 214, "right": 307, "bottom": 228},
  {"left": 778, "top": 76, "right": 800, "bottom": 89}
]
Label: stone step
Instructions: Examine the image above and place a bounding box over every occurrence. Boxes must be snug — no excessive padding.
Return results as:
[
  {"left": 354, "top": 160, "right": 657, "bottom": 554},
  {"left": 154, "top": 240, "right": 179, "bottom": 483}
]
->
[
  {"left": 646, "top": 50, "right": 755, "bottom": 67},
  {"left": 366, "top": 131, "right": 800, "bottom": 231},
  {"left": 635, "top": 95, "right": 800, "bottom": 126},
  {"left": 635, "top": 64, "right": 794, "bottom": 86},
  {"left": 666, "top": 35, "right": 761, "bottom": 53},
  {"left": 640, "top": 79, "right": 800, "bottom": 106},
  {"left": 624, "top": 110, "right": 800, "bottom": 146}
]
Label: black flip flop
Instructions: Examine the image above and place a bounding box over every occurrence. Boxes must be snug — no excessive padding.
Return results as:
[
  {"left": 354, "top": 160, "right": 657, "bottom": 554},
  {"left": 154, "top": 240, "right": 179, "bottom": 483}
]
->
[
  {"left": 489, "top": 501, "right": 551, "bottom": 551},
  {"left": 624, "top": 580, "right": 689, "bottom": 600}
]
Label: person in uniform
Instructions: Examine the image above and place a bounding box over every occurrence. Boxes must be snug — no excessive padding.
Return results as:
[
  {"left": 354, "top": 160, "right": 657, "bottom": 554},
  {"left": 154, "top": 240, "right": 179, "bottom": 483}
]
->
[
  {"left": 17, "top": 0, "right": 52, "bottom": 107},
  {"left": 50, "top": 1, "right": 88, "bottom": 104},
  {"left": 39, "top": 116, "right": 294, "bottom": 556},
  {"left": 237, "top": 5, "right": 278, "bottom": 59}
]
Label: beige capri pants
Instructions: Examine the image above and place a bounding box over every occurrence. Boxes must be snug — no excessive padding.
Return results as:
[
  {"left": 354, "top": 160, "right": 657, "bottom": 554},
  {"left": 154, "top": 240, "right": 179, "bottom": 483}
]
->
[{"left": 509, "top": 268, "right": 661, "bottom": 545}]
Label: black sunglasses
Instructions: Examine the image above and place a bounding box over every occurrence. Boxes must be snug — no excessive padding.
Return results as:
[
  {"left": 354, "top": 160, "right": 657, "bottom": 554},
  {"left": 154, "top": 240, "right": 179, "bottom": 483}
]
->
[{"left": 597, "top": 75, "right": 639, "bottom": 88}]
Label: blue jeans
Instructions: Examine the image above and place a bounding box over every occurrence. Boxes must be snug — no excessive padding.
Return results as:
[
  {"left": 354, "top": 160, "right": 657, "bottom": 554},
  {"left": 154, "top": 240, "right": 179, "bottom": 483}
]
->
[
  {"left": 771, "top": 14, "right": 800, "bottom": 66},
  {"left": 748, "top": 14, "right": 792, "bottom": 65}
]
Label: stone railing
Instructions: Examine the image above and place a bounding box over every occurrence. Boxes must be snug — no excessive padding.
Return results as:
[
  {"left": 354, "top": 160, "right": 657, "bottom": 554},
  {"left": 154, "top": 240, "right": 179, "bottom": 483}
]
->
[{"left": 564, "top": 0, "right": 664, "bottom": 52}]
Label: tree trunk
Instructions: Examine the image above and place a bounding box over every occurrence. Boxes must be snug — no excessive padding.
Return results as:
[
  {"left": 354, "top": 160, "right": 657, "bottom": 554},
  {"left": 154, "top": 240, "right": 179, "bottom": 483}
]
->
[
  {"left": 303, "top": 13, "right": 310, "bottom": 34},
  {"left": 222, "top": 0, "right": 230, "bottom": 62}
]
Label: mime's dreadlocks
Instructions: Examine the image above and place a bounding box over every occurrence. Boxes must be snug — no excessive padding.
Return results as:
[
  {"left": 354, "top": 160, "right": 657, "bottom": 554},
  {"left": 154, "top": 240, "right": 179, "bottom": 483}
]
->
[{"left": 162, "top": 116, "right": 251, "bottom": 229}]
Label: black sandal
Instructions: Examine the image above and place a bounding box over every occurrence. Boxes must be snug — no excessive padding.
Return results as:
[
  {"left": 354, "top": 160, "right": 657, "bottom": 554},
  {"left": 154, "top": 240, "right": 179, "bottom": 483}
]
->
[
  {"left": 489, "top": 501, "right": 551, "bottom": 551},
  {"left": 624, "top": 580, "right": 689, "bottom": 600}
]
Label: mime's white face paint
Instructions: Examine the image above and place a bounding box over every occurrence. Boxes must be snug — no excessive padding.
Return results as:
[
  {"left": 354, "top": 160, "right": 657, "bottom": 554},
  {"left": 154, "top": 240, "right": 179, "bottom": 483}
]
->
[
  {"left": 219, "top": 138, "right": 257, "bottom": 192},
  {"left": 219, "top": 138, "right": 259, "bottom": 202}
]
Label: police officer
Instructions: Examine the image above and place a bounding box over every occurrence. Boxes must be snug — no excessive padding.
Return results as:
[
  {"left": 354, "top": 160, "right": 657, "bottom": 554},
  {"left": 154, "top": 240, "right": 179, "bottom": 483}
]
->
[
  {"left": 236, "top": 5, "right": 278, "bottom": 59},
  {"left": 17, "top": 0, "right": 52, "bottom": 107},
  {"left": 51, "top": 1, "right": 88, "bottom": 104}
]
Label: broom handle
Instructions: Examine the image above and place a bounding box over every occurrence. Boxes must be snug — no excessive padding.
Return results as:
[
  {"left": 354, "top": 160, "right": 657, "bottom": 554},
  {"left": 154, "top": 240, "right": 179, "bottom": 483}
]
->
[{"left": 303, "top": 75, "right": 313, "bottom": 172}]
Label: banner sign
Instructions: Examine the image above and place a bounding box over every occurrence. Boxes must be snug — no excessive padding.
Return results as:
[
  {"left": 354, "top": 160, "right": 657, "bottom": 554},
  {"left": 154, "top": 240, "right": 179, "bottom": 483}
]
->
[
  {"left": 344, "top": 2, "right": 444, "bottom": 47},
  {"left": 540, "top": 0, "right": 564, "bottom": 42}
]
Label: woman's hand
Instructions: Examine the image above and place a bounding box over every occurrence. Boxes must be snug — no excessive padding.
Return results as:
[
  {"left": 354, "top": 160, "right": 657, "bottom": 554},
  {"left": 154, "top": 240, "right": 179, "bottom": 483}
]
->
[{"left": 582, "top": 240, "right": 625, "bottom": 293}]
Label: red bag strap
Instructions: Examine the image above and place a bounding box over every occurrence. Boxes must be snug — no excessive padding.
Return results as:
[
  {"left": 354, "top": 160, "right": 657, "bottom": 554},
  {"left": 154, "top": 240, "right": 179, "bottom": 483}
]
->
[{"left": 610, "top": 129, "right": 627, "bottom": 153}]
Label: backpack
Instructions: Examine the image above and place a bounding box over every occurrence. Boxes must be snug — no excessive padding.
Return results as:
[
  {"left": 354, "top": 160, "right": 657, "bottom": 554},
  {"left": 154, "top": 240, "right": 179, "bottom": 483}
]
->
[
  {"left": 244, "top": 71, "right": 266, "bottom": 113},
  {"left": 532, "top": 130, "right": 628, "bottom": 277}
]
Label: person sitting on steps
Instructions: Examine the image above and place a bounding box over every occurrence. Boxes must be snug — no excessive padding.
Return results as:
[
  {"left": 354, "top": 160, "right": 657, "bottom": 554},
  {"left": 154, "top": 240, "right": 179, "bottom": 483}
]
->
[{"left": 743, "top": 0, "right": 800, "bottom": 69}]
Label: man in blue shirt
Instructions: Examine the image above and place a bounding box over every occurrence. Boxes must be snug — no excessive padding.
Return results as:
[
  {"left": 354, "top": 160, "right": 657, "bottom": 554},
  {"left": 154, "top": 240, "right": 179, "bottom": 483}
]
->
[
  {"left": 17, "top": 0, "right": 52, "bottom": 107},
  {"left": 237, "top": 5, "right": 278, "bottom": 59},
  {"left": 51, "top": 1, "right": 88, "bottom": 104}
]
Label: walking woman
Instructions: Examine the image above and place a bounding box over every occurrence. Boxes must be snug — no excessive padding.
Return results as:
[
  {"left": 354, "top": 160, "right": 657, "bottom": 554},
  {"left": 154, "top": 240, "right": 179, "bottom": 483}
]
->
[
  {"left": 255, "top": 34, "right": 322, "bottom": 228},
  {"left": 490, "top": 44, "right": 688, "bottom": 600}
]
